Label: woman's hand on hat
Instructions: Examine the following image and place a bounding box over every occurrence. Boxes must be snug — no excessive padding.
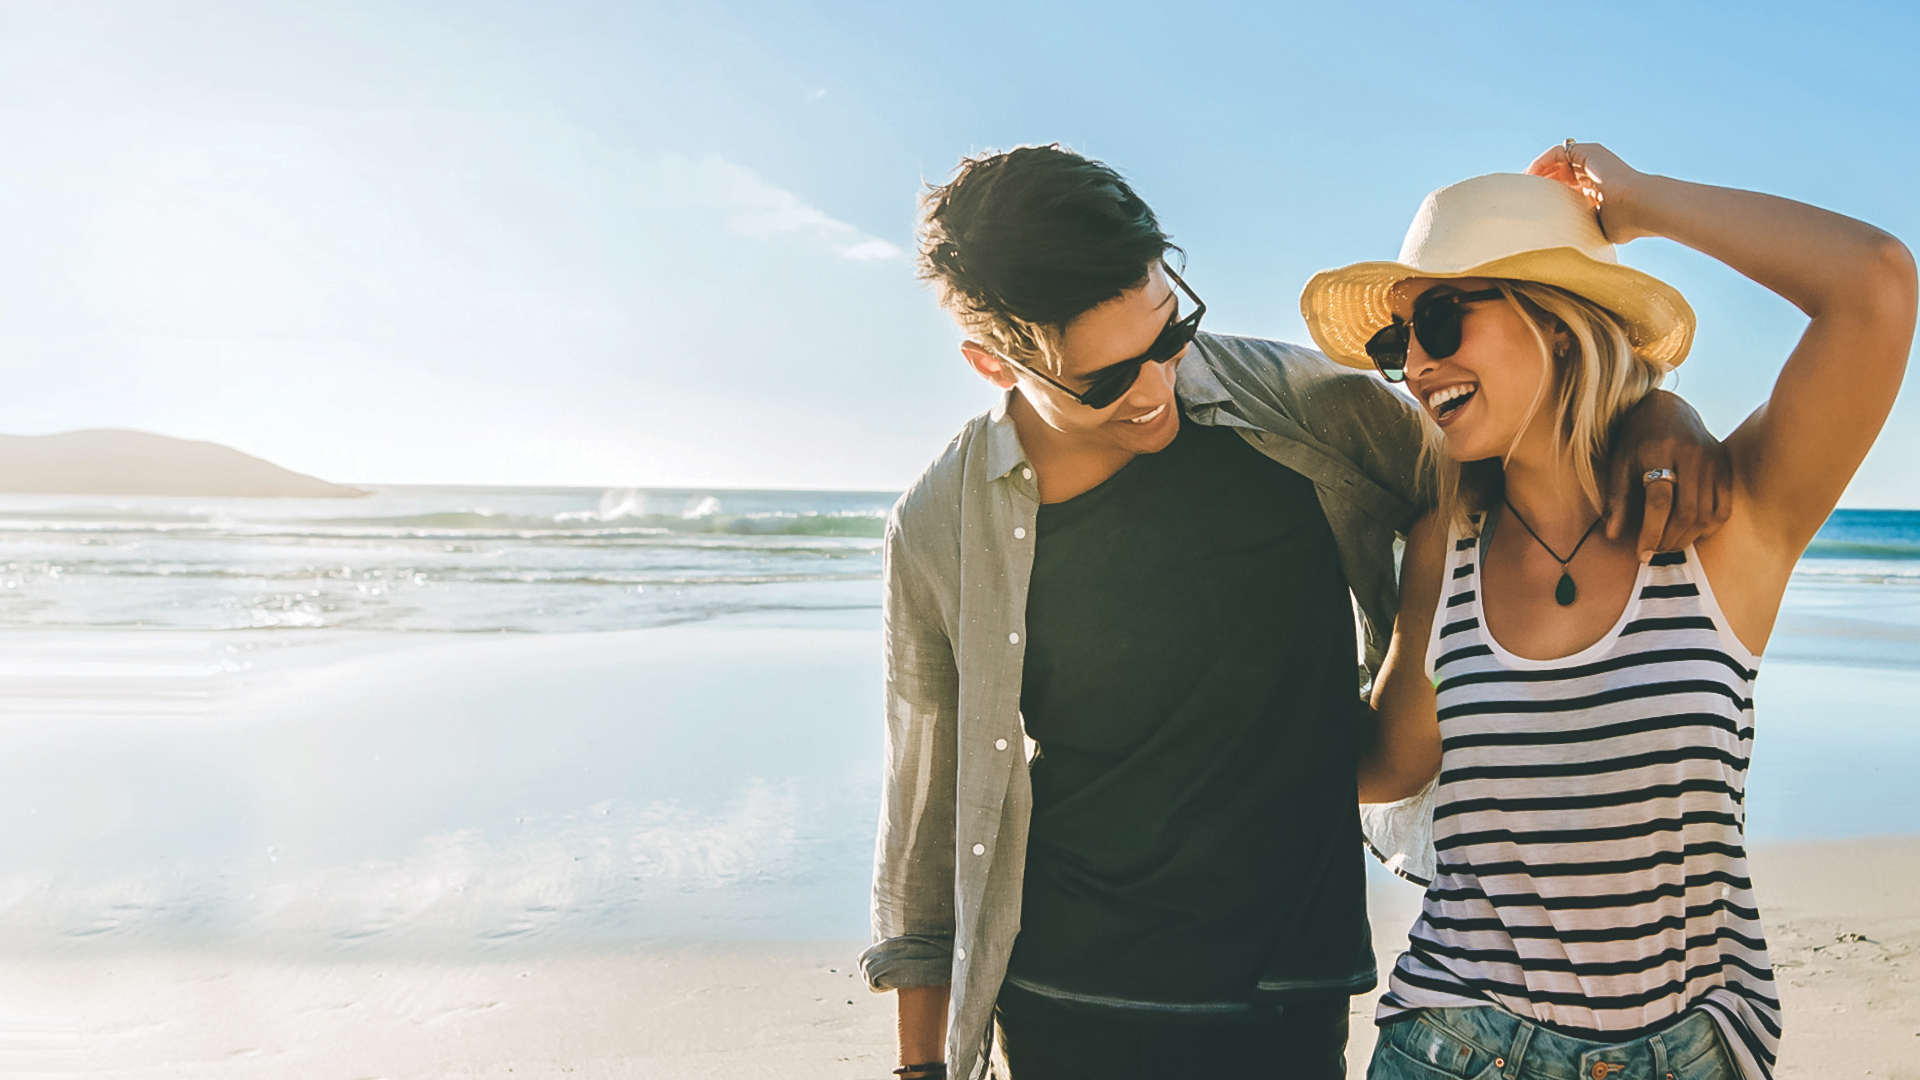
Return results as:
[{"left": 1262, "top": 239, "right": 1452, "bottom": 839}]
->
[{"left": 1526, "top": 141, "right": 1654, "bottom": 244}]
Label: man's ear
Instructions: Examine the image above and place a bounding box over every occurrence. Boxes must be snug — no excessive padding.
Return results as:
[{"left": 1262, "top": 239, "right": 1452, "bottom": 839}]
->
[{"left": 961, "top": 341, "right": 1018, "bottom": 389}]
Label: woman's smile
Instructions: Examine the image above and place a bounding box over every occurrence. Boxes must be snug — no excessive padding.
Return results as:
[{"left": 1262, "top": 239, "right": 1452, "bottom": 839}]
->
[{"left": 1423, "top": 381, "right": 1479, "bottom": 425}]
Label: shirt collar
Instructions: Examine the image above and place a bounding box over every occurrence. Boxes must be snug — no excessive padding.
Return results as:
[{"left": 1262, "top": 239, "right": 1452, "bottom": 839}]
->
[
  {"left": 986, "top": 389, "right": 1027, "bottom": 481},
  {"left": 1174, "top": 336, "right": 1233, "bottom": 407}
]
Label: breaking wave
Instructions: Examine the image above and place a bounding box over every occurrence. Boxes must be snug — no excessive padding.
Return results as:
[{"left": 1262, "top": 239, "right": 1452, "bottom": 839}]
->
[{"left": 0, "top": 485, "right": 893, "bottom": 633}]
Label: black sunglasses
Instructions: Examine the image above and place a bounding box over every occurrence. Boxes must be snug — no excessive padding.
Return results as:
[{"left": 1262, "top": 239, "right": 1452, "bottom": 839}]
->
[
  {"left": 1364, "top": 287, "right": 1505, "bottom": 383},
  {"left": 1004, "top": 261, "right": 1206, "bottom": 410}
]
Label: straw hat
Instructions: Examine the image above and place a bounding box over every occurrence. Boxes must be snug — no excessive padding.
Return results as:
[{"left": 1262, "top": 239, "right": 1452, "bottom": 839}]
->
[{"left": 1300, "top": 172, "right": 1694, "bottom": 372}]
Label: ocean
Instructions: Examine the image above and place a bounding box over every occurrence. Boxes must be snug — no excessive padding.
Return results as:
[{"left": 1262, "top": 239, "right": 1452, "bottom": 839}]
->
[
  {"left": 0, "top": 486, "right": 892, "bottom": 634},
  {"left": 0, "top": 490, "right": 1913, "bottom": 951},
  {"left": 0, "top": 489, "right": 1914, "bottom": 640}
]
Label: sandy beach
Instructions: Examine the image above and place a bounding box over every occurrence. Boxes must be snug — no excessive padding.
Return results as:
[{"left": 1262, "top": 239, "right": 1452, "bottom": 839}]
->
[
  {"left": 0, "top": 945, "right": 895, "bottom": 1079},
  {"left": 0, "top": 838, "right": 1908, "bottom": 1078},
  {"left": 0, "top": 612, "right": 1914, "bottom": 1077}
]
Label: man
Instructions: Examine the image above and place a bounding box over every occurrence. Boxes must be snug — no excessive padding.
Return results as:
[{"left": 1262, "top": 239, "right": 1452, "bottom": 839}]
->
[{"left": 859, "top": 145, "right": 1725, "bottom": 1080}]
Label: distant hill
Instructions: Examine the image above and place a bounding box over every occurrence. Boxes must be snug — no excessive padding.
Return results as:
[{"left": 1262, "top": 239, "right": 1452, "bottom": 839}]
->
[{"left": 0, "top": 429, "right": 364, "bottom": 498}]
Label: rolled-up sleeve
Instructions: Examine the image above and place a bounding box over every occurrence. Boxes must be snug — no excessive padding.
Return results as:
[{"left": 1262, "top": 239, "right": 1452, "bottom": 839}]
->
[
  {"left": 860, "top": 510, "right": 961, "bottom": 991},
  {"left": 859, "top": 931, "right": 955, "bottom": 991}
]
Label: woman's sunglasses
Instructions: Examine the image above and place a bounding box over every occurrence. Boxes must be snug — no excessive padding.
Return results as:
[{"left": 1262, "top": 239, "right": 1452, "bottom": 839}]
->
[
  {"left": 1004, "top": 261, "right": 1206, "bottom": 410},
  {"left": 1364, "top": 287, "right": 1505, "bottom": 383}
]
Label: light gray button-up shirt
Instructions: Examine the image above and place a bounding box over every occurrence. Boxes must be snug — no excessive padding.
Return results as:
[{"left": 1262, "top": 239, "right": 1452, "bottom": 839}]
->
[{"left": 859, "top": 333, "right": 1426, "bottom": 1079}]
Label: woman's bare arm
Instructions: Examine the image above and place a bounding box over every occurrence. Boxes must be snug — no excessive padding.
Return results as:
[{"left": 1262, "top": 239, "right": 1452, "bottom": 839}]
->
[
  {"left": 1532, "top": 144, "right": 1916, "bottom": 651},
  {"left": 1535, "top": 143, "right": 1917, "bottom": 555},
  {"left": 1359, "top": 510, "right": 1447, "bottom": 803}
]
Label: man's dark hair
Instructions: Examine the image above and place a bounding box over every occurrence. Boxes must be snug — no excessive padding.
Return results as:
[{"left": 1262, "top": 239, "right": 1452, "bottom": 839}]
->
[{"left": 919, "top": 145, "right": 1172, "bottom": 370}]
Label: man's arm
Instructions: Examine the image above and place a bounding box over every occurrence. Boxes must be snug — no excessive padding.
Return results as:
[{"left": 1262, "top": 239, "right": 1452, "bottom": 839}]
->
[
  {"left": 859, "top": 509, "right": 961, "bottom": 1070},
  {"left": 897, "top": 986, "right": 950, "bottom": 1075},
  {"left": 1242, "top": 338, "right": 1733, "bottom": 550}
]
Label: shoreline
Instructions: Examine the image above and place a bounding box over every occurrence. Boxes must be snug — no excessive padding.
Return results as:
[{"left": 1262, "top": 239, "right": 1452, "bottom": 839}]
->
[{"left": 0, "top": 623, "right": 885, "bottom": 952}]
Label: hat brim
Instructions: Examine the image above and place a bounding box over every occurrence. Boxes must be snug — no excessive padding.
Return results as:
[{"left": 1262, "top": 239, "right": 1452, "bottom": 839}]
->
[{"left": 1300, "top": 247, "right": 1695, "bottom": 373}]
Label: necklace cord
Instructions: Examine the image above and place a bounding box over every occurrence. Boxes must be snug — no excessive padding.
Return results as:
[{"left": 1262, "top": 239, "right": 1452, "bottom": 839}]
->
[{"left": 1502, "top": 498, "right": 1603, "bottom": 567}]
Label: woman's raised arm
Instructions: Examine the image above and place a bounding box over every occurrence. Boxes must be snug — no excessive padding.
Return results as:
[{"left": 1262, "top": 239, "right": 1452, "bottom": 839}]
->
[{"left": 1532, "top": 143, "right": 1918, "bottom": 556}]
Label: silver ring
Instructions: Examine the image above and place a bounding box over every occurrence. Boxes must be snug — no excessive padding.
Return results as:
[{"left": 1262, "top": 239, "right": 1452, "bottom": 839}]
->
[{"left": 1643, "top": 468, "right": 1677, "bottom": 485}]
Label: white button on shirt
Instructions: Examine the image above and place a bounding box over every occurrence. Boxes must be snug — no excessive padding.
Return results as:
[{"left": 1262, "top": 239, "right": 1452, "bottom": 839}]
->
[
  {"left": 956, "top": 946, "right": 967, "bottom": 961},
  {"left": 1014, "top": 527, "right": 1026, "bottom": 539},
  {"left": 994, "top": 738, "right": 1009, "bottom": 751},
  {"left": 1008, "top": 632, "right": 1019, "bottom": 644},
  {"left": 1022, "top": 468, "right": 1033, "bottom": 480},
  {"left": 972, "top": 843, "right": 985, "bottom": 856}
]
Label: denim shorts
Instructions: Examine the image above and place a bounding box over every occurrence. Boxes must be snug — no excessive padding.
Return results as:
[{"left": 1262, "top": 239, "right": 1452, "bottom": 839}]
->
[{"left": 1368, "top": 1006, "right": 1740, "bottom": 1080}]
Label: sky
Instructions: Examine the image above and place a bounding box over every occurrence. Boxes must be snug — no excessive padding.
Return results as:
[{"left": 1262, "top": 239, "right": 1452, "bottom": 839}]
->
[{"left": 0, "top": 0, "right": 1916, "bottom": 500}]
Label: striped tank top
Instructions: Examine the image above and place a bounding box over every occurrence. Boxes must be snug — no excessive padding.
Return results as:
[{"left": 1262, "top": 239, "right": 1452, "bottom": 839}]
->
[{"left": 1377, "top": 518, "right": 1781, "bottom": 1080}]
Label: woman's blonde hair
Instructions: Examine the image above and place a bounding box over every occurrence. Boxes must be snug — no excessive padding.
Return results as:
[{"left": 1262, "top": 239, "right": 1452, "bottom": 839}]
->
[{"left": 1424, "top": 281, "right": 1671, "bottom": 532}]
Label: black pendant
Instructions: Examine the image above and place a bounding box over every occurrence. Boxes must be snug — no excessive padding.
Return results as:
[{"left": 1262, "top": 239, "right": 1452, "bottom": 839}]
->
[{"left": 1555, "top": 570, "right": 1578, "bottom": 606}]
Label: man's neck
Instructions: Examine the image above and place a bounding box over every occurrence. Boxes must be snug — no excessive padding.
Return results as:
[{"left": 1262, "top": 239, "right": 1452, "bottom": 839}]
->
[{"left": 1009, "top": 393, "right": 1144, "bottom": 505}]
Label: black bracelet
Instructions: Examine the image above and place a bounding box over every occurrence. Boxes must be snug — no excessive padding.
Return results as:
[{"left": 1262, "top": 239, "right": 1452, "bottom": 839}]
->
[{"left": 894, "top": 1064, "right": 946, "bottom": 1079}]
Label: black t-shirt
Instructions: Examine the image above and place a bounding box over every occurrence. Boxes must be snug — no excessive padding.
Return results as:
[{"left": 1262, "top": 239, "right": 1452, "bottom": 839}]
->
[{"left": 1005, "top": 414, "right": 1373, "bottom": 1017}]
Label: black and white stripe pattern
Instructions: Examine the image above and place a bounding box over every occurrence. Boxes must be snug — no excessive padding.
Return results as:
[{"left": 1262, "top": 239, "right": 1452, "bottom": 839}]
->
[{"left": 1379, "top": 520, "right": 1780, "bottom": 1080}]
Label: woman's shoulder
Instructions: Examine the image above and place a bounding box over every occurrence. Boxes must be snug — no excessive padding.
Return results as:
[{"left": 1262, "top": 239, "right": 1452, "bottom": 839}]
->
[{"left": 1406, "top": 508, "right": 1459, "bottom": 561}]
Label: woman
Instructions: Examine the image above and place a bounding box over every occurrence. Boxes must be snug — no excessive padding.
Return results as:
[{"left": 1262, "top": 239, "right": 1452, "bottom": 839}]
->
[{"left": 1300, "top": 143, "right": 1916, "bottom": 1080}]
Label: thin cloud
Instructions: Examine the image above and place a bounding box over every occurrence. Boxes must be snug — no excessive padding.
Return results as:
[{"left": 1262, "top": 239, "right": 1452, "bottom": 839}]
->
[{"left": 647, "top": 152, "right": 904, "bottom": 262}]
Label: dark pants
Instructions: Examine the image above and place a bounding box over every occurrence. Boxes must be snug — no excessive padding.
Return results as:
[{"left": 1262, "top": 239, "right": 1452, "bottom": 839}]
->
[{"left": 994, "top": 991, "right": 1349, "bottom": 1080}]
